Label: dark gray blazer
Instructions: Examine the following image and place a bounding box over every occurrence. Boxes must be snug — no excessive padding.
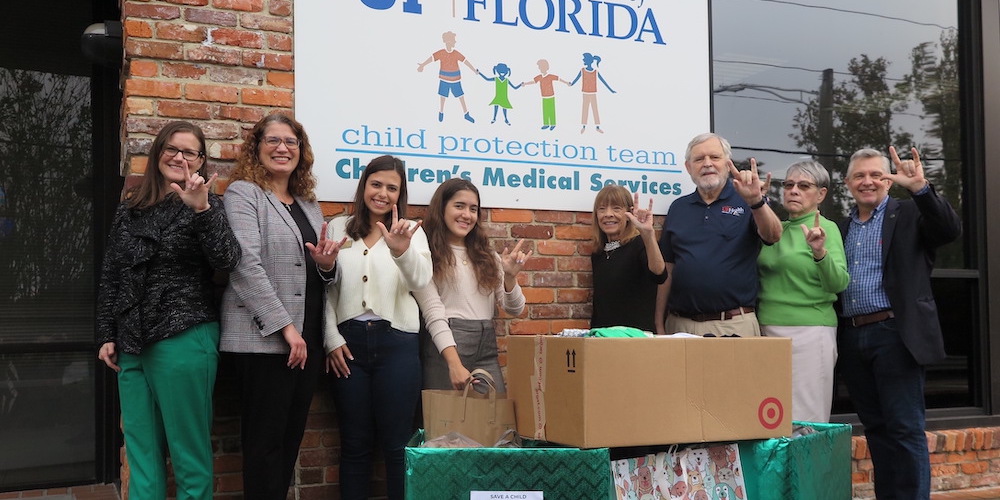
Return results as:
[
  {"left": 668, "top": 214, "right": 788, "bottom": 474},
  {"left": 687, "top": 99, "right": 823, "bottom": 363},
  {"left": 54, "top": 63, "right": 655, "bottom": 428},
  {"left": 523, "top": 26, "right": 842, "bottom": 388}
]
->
[{"left": 220, "top": 180, "right": 329, "bottom": 354}]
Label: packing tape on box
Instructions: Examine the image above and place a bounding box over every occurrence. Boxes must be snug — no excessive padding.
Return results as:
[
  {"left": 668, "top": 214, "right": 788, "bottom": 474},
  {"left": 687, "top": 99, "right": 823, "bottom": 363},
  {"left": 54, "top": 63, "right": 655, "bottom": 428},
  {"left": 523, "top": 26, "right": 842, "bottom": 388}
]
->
[{"left": 530, "top": 335, "right": 547, "bottom": 441}]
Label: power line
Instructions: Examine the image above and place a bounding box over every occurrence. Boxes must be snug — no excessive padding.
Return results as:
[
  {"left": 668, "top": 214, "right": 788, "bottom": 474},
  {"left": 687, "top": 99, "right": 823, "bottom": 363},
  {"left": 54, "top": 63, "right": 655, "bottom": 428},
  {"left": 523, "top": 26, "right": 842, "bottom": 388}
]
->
[{"left": 757, "top": 0, "right": 957, "bottom": 30}]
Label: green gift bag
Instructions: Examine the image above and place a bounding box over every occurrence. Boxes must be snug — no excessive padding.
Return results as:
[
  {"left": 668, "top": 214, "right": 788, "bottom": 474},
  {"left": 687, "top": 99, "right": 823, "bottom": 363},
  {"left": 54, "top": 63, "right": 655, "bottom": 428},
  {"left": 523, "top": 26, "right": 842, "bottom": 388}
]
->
[{"left": 738, "top": 421, "right": 852, "bottom": 500}]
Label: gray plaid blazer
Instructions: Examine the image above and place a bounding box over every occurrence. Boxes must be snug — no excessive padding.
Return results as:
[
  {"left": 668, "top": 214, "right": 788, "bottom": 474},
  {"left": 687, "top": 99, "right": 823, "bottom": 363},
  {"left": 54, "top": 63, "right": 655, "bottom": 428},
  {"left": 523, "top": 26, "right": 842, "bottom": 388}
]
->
[{"left": 220, "top": 180, "right": 327, "bottom": 354}]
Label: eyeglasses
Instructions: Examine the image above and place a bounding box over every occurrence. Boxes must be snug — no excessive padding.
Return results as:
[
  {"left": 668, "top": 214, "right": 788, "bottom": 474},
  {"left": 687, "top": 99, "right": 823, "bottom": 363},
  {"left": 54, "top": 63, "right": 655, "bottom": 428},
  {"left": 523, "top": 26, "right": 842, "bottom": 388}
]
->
[
  {"left": 263, "top": 136, "right": 301, "bottom": 149},
  {"left": 782, "top": 181, "right": 818, "bottom": 191},
  {"left": 162, "top": 146, "right": 204, "bottom": 161}
]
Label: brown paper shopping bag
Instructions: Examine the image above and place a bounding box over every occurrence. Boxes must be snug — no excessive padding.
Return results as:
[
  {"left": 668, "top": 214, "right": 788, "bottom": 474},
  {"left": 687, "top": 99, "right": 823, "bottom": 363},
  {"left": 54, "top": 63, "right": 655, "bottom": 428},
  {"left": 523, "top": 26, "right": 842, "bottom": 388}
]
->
[{"left": 421, "top": 369, "right": 517, "bottom": 447}]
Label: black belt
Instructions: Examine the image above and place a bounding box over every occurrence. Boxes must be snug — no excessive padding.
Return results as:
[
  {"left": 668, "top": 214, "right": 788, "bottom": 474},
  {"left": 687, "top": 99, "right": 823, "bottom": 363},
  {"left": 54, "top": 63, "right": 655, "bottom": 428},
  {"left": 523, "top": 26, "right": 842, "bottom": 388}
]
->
[
  {"left": 672, "top": 306, "right": 755, "bottom": 322},
  {"left": 848, "top": 310, "right": 894, "bottom": 328}
]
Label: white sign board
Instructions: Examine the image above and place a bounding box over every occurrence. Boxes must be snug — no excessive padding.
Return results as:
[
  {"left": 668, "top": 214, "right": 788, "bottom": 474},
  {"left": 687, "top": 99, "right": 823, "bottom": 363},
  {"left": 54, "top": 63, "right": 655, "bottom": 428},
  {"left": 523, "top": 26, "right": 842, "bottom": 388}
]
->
[{"left": 296, "top": 0, "right": 710, "bottom": 214}]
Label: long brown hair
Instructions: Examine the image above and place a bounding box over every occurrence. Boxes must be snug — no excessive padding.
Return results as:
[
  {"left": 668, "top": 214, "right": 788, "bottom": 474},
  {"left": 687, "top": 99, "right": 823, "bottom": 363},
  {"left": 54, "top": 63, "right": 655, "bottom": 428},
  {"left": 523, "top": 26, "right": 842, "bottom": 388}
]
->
[
  {"left": 424, "top": 178, "right": 500, "bottom": 293},
  {"left": 230, "top": 113, "right": 317, "bottom": 200},
  {"left": 589, "top": 184, "right": 639, "bottom": 254},
  {"left": 127, "top": 121, "right": 206, "bottom": 209},
  {"left": 345, "top": 155, "right": 408, "bottom": 241}
]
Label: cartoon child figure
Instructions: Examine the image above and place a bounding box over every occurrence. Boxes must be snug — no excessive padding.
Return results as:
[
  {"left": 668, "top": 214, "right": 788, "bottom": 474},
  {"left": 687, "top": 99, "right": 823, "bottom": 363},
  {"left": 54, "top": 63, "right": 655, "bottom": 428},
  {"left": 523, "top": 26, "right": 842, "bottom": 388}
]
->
[
  {"left": 522, "top": 59, "right": 570, "bottom": 130},
  {"left": 478, "top": 63, "right": 522, "bottom": 125},
  {"left": 568, "top": 52, "right": 616, "bottom": 134},
  {"left": 417, "top": 31, "right": 478, "bottom": 123}
]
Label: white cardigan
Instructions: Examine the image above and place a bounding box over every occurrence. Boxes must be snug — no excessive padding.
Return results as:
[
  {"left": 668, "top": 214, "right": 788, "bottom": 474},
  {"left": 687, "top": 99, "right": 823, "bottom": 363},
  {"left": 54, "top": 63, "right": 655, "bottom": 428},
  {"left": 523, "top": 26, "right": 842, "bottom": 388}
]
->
[{"left": 323, "top": 215, "right": 432, "bottom": 352}]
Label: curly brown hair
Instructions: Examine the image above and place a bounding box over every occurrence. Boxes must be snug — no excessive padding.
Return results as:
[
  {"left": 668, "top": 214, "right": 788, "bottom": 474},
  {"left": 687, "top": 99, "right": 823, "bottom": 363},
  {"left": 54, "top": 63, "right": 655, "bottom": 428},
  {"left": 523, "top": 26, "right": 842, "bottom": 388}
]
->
[{"left": 230, "top": 113, "right": 317, "bottom": 200}]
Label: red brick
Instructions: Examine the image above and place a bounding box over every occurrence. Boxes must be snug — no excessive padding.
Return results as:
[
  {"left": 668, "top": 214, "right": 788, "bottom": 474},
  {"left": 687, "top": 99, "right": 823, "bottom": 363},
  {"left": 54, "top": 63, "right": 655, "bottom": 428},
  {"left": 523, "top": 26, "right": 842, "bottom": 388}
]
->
[
  {"left": 241, "top": 51, "right": 293, "bottom": 71},
  {"left": 557, "top": 288, "right": 591, "bottom": 303},
  {"left": 510, "top": 320, "right": 551, "bottom": 335},
  {"left": 267, "top": 72, "right": 294, "bottom": 88},
  {"left": 523, "top": 288, "right": 554, "bottom": 304},
  {"left": 124, "top": 2, "right": 181, "bottom": 20},
  {"left": 269, "top": 0, "right": 292, "bottom": 16},
  {"left": 216, "top": 472, "right": 242, "bottom": 492},
  {"left": 165, "top": 0, "right": 209, "bottom": 5},
  {"left": 242, "top": 87, "right": 293, "bottom": 107},
  {"left": 521, "top": 256, "right": 555, "bottom": 271},
  {"left": 126, "top": 116, "right": 172, "bottom": 135},
  {"left": 126, "top": 97, "right": 154, "bottom": 116},
  {"left": 125, "top": 39, "right": 184, "bottom": 59},
  {"left": 217, "top": 105, "right": 265, "bottom": 123},
  {"left": 532, "top": 272, "right": 573, "bottom": 288},
  {"left": 213, "top": 454, "right": 242, "bottom": 473},
  {"left": 126, "top": 78, "right": 182, "bottom": 98},
  {"left": 960, "top": 460, "right": 990, "bottom": 474},
  {"left": 536, "top": 240, "right": 576, "bottom": 256},
  {"left": 199, "top": 121, "right": 242, "bottom": 140},
  {"left": 162, "top": 62, "right": 208, "bottom": 79},
  {"left": 186, "top": 83, "right": 240, "bottom": 103},
  {"left": 530, "top": 304, "right": 571, "bottom": 319},
  {"left": 156, "top": 22, "right": 207, "bottom": 42},
  {"left": 128, "top": 60, "right": 157, "bottom": 77},
  {"left": 298, "top": 448, "right": 336, "bottom": 467},
  {"left": 240, "top": 13, "right": 293, "bottom": 33},
  {"left": 492, "top": 209, "right": 533, "bottom": 223},
  {"left": 210, "top": 67, "right": 264, "bottom": 85},
  {"left": 186, "top": 45, "right": 243, "bottom": 66},
  {"left": 124, "top": 19, "right": 153, "bottom": 38},
  {"left": 130, "top": 156, "right": 149, "bottom": 174},
  {"left": 157, "top": 100, "right": 212, "bottom": 119},
  {"left": 185, "top": 8, "right": 238, "bottom": 26},
  {"left": 534, "top": 210, "right": 575, "bottom": 223},
  {"left": 213, "top": 0, "right": 264, "bottom": 12},
  {"left": 210, "top": 27, "right": 264, "bottom": 48},
  {"left": 559, "top": 256, "right": 592, "bottom": 271},
  {"left": 210, "top": 141, "right": 243, "bottom": 160},
  {"left": 266, "top": 32, "right": 292, "bottom": 51},
  {"left": 299, "top": 485, "right": 339, "bottom": 500},
  {"left": 555, "top": 225, "right": 593, "bottom": 240},
  {"left": 511, "top": 225, "right": 553, "bottom": 239}
]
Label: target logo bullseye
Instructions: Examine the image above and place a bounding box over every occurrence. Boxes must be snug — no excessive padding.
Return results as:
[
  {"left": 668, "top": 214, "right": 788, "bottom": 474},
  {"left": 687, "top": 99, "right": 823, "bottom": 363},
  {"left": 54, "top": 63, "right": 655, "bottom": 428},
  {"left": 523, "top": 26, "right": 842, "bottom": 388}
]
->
[{"left": 757, "top": 397, "right": 784, "bottom": 429}]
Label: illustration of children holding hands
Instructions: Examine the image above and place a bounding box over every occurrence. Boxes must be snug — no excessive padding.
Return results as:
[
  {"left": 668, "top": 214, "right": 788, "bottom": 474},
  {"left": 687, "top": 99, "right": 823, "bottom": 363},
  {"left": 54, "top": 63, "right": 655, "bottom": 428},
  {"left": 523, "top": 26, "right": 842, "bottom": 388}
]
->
[
  {"left": 521, "top": 59, "right": 570, "bottom": 130},
  {"left": 477, "top": 63, "right": 522, "bottom": 125}
]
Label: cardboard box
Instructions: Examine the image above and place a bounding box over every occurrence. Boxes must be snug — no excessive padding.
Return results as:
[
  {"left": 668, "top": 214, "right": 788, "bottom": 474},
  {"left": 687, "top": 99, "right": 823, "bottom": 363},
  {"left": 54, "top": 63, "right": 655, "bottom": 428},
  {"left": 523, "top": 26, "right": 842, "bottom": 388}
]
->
[
  {"left": 405, "top": 430, "right": 614, "bottom": 500},
  {"left": 507, "top": 336, "right": 792, "bottom": 448}
]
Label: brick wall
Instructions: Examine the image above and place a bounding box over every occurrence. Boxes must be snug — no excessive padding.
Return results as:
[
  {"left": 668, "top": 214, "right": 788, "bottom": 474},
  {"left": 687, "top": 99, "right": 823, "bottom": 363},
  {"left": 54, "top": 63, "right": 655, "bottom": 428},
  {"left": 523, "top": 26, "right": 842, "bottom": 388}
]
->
[{"left": 851, "top": 428, "right": 1000, "bottom": 499}]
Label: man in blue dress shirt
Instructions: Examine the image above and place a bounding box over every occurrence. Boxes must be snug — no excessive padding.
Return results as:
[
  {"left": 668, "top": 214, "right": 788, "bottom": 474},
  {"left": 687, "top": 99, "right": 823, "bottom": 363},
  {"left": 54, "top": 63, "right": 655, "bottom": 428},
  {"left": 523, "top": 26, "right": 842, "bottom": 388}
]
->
[{"left": 837, "top": 147, "right": 960, "bottom": 500}]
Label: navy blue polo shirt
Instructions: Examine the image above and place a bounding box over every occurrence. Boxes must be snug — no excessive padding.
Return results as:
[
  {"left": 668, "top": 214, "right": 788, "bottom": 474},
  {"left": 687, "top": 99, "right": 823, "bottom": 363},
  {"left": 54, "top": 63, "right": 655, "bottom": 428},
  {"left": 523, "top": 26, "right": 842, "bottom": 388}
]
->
[{"left": 658, "top": 179, "right": 763, "bottom": 314}]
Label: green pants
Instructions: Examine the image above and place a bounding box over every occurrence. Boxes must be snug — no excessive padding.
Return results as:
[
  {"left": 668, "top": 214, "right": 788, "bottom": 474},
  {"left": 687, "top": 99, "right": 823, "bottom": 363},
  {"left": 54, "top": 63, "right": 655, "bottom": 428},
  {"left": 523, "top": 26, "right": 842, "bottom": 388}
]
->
[
  {"left": 118, "top": 322, "right": 220, "bottom": 500},
  {"left": 542, "top": 96, "right": 557, "bottom": 126}
]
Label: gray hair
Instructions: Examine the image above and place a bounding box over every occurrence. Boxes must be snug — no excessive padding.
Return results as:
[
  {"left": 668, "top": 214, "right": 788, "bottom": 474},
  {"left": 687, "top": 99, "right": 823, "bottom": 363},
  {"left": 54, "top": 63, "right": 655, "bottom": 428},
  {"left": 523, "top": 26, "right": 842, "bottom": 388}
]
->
[
  {"left": 685, "top": 133, "right": 732, "bottom": 162},
  {"left": 786, "top": 160, "right": 831, "bottom": 189},
  {"left": 847, "top": 148, "right": 890, "bottom": 177}
]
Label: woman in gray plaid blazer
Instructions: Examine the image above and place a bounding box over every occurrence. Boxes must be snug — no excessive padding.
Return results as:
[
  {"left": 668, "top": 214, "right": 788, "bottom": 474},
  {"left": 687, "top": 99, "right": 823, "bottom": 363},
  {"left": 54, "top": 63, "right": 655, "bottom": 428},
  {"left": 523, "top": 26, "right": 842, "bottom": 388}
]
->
[{"left": 219, "top": 114, "right": 343, "bottom": 499}]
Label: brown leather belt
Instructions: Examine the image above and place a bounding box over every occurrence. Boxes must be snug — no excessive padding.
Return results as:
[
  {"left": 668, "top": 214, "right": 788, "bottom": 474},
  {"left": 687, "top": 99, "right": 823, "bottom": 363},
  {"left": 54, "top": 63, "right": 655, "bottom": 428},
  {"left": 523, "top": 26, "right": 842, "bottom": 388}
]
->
[
  {"left": 849, "top": 310, "right": 894, "bottom": 328},
  {"left": 673, "top": 306, "right": 755, "bottom": 322}
]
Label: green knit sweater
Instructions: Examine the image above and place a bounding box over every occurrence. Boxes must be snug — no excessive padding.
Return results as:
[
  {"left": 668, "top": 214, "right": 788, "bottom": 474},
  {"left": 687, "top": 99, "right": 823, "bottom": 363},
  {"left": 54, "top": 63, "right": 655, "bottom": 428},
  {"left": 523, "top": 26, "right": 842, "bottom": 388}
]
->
[{"left": 757, "top": 211, "right": 849, "bottom": 326}]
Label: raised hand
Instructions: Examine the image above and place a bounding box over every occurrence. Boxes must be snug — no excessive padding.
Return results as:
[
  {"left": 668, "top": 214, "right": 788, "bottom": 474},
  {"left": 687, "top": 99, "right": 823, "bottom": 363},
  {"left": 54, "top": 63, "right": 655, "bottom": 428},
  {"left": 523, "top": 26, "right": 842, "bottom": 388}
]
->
[
  {"left": 799, "top": 210, "right": 827, "bottom": 260},
  {"left": 377, "top": 204, "right": 423, "bottom": 258},
  {"left": 728, "top": 158, "right": 766, "bottom": 206},
  {"left": 169, "top": 161, "right": 215, "bottom": 213},
  {"left": 306, "top": 221, "right": 348, "bottom": 272},
  {"left": 500, "top": 239, "right": 532, "bottom": 276},
  {"left": 625, "top": 192, "right": 655, "bottom": 237},
  {"left": 886, "top": 146, "right": 928, "bottom": 193}
]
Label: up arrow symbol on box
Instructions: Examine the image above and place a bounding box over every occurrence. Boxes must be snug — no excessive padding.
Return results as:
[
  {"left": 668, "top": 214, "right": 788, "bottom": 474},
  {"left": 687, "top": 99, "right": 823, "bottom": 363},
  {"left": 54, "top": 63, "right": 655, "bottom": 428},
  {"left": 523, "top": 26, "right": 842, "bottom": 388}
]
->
[{"left": 566, "top": 349, "right": 576, "bottom": 372}]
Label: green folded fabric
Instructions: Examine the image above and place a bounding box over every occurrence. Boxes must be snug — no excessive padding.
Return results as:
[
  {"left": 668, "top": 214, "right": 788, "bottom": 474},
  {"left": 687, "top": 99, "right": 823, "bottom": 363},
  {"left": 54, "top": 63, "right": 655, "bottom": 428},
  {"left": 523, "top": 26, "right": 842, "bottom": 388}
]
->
[{"left": 589, "top": 326, "right": 647, "bottom": 338}]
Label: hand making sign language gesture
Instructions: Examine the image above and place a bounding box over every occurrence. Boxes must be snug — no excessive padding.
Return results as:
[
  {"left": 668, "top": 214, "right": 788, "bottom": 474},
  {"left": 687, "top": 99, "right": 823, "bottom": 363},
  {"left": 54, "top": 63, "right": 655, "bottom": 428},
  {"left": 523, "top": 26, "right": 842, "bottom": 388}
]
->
[
  {"left": 500, "top": 239, "right": 532, "bottom": 276},
  {"left": 305, "top": 221, "right": 348, "bottom": 272},
  {"left": 625, "top": 192, "right": 655, "bottom": 237},
  {"left": 377, "top": 204, "right": 424, "bottom": 258},
  {"left": 168, "top": 161, "right": 217, "bottom": 213},
  {"left": 800, "top": 211, "right": 828, "bottom": 261},
  {"left": 728, "top": 158, "right": 772, "bottom": 206},
  {"left": 887, "top": 146, "right": 929, "bottom": 193}
]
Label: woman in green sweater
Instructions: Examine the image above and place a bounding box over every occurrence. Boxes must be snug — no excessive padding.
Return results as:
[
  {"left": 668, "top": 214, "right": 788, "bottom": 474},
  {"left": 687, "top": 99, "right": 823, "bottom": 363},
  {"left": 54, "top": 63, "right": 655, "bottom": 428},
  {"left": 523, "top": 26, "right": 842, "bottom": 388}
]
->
[{"left": 758, "top": 160, "right": 849, "bottom": 423}]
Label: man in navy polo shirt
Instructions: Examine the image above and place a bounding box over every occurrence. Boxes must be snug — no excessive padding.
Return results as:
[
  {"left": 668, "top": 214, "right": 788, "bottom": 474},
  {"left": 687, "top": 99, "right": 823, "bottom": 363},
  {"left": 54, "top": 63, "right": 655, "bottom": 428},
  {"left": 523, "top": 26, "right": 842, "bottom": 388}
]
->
[
  {"left": 654, "top": 133, "right": 781, "bottom": 336},
  {"left": 837, "top": 147, "right": 960, "bottom": 499}
]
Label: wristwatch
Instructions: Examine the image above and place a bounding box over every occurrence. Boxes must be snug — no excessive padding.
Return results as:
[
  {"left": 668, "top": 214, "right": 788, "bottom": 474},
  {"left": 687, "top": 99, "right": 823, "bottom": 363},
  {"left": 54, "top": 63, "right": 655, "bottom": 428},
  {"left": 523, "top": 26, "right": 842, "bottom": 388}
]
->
[{"left": 749, "top": 196, "right": 768, "bottom": 210}]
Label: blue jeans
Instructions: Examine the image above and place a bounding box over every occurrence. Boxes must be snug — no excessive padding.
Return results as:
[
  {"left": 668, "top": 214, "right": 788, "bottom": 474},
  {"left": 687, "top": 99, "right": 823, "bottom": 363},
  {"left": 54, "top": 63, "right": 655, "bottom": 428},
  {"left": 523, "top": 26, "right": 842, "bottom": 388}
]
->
[
  {"left": 331, "top": 320, "right": 421, "bottom": 500},
  {"left": 838, "top": 319, "right": 929, "bottom": 499}
]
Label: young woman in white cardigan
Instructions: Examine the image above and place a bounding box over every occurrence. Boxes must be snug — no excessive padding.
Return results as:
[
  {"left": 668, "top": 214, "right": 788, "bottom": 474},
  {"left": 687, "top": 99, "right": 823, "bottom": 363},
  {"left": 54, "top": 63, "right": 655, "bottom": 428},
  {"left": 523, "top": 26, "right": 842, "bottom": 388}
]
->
[
  {"left": 413, "top": 178, "right": 529, "bottom": 392},
  {"left": 324, "top": 155, "right": 432, "bottom": 500}
]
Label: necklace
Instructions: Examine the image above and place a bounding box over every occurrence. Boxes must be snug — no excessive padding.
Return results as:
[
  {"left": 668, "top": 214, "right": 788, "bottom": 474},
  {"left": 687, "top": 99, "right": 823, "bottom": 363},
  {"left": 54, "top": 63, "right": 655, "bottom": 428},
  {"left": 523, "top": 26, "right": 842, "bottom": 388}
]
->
[
  {"left": 604, "top": 240, "right": 621, "bottom": 259},
  {"left": 280, "top": 200, "right": 293, "bottom": 213}
]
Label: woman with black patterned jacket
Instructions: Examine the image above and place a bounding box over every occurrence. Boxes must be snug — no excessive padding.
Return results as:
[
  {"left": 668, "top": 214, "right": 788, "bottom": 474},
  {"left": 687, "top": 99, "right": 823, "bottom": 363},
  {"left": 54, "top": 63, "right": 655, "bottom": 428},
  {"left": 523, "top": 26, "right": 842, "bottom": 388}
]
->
[{"left": 96, "top": 121, "right": 241, "bottom": 500}]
